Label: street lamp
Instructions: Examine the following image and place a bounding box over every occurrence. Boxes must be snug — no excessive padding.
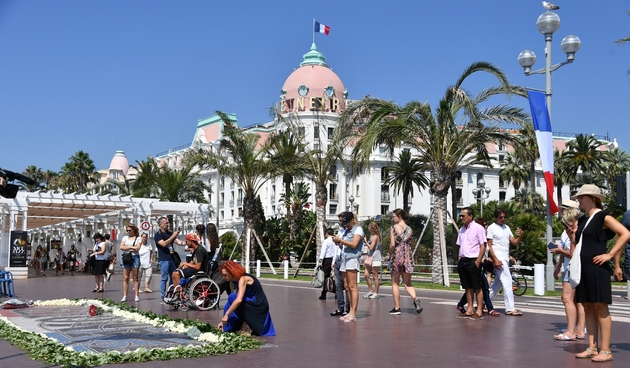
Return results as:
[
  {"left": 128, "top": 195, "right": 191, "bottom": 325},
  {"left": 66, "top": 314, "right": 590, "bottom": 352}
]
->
[
  {"left": 472, "top": 178, "right": 491, "bottom": 216},
  {"left": 517, "top": 10, "right": 580, "bottom": 292},
  {"left": 347, "top": 194, "right": 354, "bottom": 212}
]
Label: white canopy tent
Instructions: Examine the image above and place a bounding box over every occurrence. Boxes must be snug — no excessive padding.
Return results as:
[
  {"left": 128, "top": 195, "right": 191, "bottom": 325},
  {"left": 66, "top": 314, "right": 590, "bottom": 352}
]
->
[{"left": 0, "top": 191, "right": 211, "bottom": 276}]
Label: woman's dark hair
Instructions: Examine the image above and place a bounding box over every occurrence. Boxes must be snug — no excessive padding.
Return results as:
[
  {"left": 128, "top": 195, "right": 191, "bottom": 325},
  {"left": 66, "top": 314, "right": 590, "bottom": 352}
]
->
[
  {"left": 93, "top": 233, "right": 104, "bottom": 241},
  {"left": 206, "top": 223, "right": 220, "bottom": 253},
  {"left": 392, "top": 208, "right": 409, "bottom": 221},
  {"left": 196, "top": 224, "right": 206, "bottom": 236}
]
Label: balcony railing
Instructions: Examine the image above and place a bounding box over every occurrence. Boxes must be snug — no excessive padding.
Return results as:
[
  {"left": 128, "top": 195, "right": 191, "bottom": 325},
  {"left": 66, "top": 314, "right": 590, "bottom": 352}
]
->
[{"left": 329, "top": 193, "right": 338, "bottom": 201}]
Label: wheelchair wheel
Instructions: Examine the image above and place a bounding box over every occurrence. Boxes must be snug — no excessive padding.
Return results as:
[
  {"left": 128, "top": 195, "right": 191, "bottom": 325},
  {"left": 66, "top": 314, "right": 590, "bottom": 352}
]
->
[{"left": 188, "top": 277, "right": 220, "bottom": 311}]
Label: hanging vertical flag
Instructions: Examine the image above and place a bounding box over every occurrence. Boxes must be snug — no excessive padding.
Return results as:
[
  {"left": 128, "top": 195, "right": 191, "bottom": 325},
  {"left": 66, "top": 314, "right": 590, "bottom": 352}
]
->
[
  {"left": 527, "top": 90, "right": 559, "bottom": 215},
  {"left": 314, "top": 21, "right": 330, "bottom": 35}
]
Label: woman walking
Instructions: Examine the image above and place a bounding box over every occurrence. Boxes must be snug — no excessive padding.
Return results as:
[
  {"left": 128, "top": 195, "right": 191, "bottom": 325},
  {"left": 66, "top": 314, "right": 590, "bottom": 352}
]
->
[
  {"left": 388, "top": 208, "right": 423, "bottom": 315},
  {"left": 89, "top": 233, "right": 107, "bottom": 292},
  {"left": 363, "top": 222, "right": 382, "bottom": 299},
  {"left": 138, "top": 233, "right": 154, "bottom": 293},
  {"left": 570, "top": 185, "right": 630, "bottom": 362},
  {"left": 120, "top": 223, "right": 142, "bottom": 302}
]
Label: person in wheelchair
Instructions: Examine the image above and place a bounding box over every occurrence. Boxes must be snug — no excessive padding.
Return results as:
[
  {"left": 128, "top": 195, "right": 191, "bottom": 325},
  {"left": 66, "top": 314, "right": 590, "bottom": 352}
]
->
[{"left": 168, "top": 233, "right": 210, "bottom": 301}]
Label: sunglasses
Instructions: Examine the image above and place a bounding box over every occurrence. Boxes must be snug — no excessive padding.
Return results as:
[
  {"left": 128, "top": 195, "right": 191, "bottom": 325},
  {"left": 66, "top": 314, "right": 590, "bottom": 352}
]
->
[
  {"left": 498, "top": 216, "right": 507, "bottom": 219},
  {"left": 126, "top": 229, "right": 133, "bottom": 232}
]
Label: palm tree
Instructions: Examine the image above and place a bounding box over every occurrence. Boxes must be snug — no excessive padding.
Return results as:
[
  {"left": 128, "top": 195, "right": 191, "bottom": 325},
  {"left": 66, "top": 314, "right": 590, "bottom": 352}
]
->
[
  {"left": 101, "top": 176, "right": 135, "bottom": 196},
  {"left": 266, "top": 129, "right": 309, "bottom": 214},
  {"left": 553, "top": 149, "right": 572, "bottom": 207},
  {"left": 383, "top": 149, "right": 429, "bottom": 213},
  {"left": 562, "top": 134, "right": 607, "bottom": 182},
  {"left": 152, "top": 164, "right": 209, "bottom": 203},
  {"left": 603, "top": 147, "right": 630, "bottom": 185},
  {"left": 42, "top": 170, "right": 60, "bottom": 192},
  {"left": 280, "top": 182, "right": 312, "bottom": 240},
  {"left": 133, "top": 157, "right": 160, "bottom": 198},
  {"left": 616, "top": 11, "right": 630, "bottom": 75},
  {"left": 512, "top": 123, "right": 539, "bottom": 189},
  {"left": 498, "top": 152, "right": 530, "bottom": 190},
  {"left": 21, "top": 165, "right": 44, "bottom": 192},
  {"left": 512, "top": 188, "right": 546, "bottom": 215},
  {"left": 340, "top": 61, "right": 529, "bottom": 284},
  {"left": 59, "top": 150, "right": 99, "bottom": 193},
  {"left": 185, "top": 111, "right": 278, "bottom": 271}
]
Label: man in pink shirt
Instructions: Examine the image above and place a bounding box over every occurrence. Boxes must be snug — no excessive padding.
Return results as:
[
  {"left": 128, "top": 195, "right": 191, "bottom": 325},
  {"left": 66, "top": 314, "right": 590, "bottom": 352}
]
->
[{"left": 456, "top": 207, "right": 487, "bottom": 320}]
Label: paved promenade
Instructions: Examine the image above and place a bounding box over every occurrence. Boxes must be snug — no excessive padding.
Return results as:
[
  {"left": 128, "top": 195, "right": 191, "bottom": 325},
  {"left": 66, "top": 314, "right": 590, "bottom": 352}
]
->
[{"left": 1, "top": 270, "right": 629, "bottom": 368}]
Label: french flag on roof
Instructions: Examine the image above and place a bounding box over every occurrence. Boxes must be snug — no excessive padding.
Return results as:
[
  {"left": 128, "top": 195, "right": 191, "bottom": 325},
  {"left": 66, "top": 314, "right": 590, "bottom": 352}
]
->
[
  {"left": 527, "top": 90, "right": 559, "bottom": 215},
  {"left": 314, "top": 21, "right": 330, "bottom": 35}
]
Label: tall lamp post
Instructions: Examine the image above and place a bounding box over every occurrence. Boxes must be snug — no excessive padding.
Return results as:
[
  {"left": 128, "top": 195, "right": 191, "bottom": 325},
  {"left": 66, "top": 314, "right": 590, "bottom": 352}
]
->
[
  {"left": 472, "top": 178, "right": 491, "bottom": 217},
  {"left": 518, "top": 10, "right": 581, "bottom": 292}
]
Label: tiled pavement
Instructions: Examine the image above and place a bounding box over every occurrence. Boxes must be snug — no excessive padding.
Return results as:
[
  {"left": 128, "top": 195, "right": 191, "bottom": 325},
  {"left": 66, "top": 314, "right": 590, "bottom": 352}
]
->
[{"left": 1, "top": 269, "right": 629, "bottom": 367}]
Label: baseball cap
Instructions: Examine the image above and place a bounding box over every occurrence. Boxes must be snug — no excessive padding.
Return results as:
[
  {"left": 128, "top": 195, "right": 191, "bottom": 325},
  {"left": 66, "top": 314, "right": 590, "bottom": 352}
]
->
[
  {"left": 186, "top": 233, "right": 200, "bottom": 243},
  {"left": 340, "top": 212, "right": 354, "bottom": 227}
]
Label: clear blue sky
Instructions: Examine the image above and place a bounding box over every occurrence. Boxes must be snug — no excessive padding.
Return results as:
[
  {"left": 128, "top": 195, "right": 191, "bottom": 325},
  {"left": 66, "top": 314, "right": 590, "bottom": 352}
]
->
[{"left": 1, "top": 0, "right": 629, "bottom": 174}]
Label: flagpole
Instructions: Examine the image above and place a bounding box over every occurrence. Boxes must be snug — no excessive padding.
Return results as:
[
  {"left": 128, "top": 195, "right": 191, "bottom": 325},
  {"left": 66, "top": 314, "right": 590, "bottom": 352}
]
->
[{"left": 313, "top": 19, "right": 315, "bottom": 44}]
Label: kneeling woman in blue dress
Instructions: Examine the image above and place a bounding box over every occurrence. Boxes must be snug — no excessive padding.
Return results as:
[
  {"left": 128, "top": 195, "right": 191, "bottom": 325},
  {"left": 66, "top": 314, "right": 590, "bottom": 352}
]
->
[{"left": 217, "top": 260, "right": 276, "bottom": 336}]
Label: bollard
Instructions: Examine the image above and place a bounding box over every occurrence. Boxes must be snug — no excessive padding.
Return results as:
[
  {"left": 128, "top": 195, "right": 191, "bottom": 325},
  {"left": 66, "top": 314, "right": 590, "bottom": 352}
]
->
[
  {"left": 627, "top": 279, "right": 629, "bottom": 300},
  {"left": 256, "top": 260, "right": 261, "bottom": 278},
  {"left": 283, "top": 260, "right": 288, "bottom": 279},
  {"left": 534, "top": 263, "right": 545, "bottom": 295}
]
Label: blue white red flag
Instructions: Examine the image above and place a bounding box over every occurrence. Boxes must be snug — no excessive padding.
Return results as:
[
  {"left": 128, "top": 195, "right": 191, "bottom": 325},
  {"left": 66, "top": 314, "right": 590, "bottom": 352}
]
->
[
  {"left": 527, "top": 90, "right": 559, "bottom": 215},
  {"left": 314, "top": 21, "right": 330, "bottom": 35}
]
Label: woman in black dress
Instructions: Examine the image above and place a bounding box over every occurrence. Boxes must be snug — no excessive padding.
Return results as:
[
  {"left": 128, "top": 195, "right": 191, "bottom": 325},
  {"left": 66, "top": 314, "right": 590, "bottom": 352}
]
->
[
  {"left": 217, "top": 260, "right": 275, "bottom": 336},
  {"left": 569, "top": 184, "right": 630, "bottom": 362}
]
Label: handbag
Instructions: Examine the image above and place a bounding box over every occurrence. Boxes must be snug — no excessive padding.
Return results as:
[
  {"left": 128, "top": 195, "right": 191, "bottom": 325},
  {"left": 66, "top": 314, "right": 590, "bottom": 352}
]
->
[
  {"left": 171, "top": 249, "right": 182, "bottom": 266},
  {"left": 325, "top": 275, "right": 336, "bottom": 293},
  {"left": 122, "top": 238, "right": 138, "bottom": 265},
  {"left": 311, "top": 266, "right": 325, "bottom": 288},
  {"left": 364, "top": 255, "right": 374, "bottom": 267},
  {"left": 568, "top": 209, "right": 600, "bottom": 289}
]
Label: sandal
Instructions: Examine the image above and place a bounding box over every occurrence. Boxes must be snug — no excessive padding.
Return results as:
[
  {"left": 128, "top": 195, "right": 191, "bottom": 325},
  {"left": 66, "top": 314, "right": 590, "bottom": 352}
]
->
[
  {"left": 591, "top": 351, "right": 613, "bottom": 362},
  {"left": 342, "top": 314, "right": 356, "bottom": 323},
  {"left": 505, "top": 310, "right": 523, "bottom": 316},
  {"left": 553, "top": 333, "right": 577, "bottom": 341},
  {"left": 488, "top": 310, "right": 501, "bottom": 317},
  {"left": 576, "top": 347, "right": 599, "bottom": 359}
]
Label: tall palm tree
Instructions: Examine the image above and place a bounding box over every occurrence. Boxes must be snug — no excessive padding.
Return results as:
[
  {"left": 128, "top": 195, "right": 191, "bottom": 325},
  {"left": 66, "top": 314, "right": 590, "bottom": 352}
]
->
[
  {"left": 133, "top": 157, "right": 161, "bottom": 198},
  {"left": 498, "top": 152, "right": 530, "bottom": 190},
  {"left": 42, "top": 170, "right": 60, "bottom": 192},
  {"left": 553, "top": 149, "right": 573, "bottom": 206},
  {"left": 603, "top": 147, "right": 630, "bottom": 185},
  {"left": 185, "top": 111, "right": 278, "bottom": 270},
  {"left": 266, "top": 129, "right": 309, "bottom": 214},
  {"left": 152, "top": 164, "right": 209, "bottom": 203},
  {"left": 512, "top": 123, "right": 539, "bottom": 189},
  {"left": 562, "top": 134, "right": 607, "bottom": 182},
  {"left": 59, "top": 150, "right": 99, "bottom": 193},
  {"left": 21, "top": 165, "right": 44, "bottom": 192},
  {"left": 340, "top": 61, "right": 529, "bottom": 284},
  {"left": 383, "top": 149, "right": 429, "bottom": 213}
]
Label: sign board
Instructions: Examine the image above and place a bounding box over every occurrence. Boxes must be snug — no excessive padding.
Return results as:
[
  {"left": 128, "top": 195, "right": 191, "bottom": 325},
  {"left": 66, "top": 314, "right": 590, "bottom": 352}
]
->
[
  {"left": 10, "top": 231, "right": 28, "bottom": 267},
  {"left": 141, "top": 221, "right": 151, "bottom": 231}
]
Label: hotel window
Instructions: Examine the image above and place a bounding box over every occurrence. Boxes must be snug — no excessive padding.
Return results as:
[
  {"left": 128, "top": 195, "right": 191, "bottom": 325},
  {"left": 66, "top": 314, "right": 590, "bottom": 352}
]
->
[
  {"left": 327, "top": 127, "right": 334, "bottom": 139},
  {"left": 313, "top": 126, "right": 320, "bottom": 139},
  {"left": 329, "top": 204, "right": 338, "bottom": 215}
]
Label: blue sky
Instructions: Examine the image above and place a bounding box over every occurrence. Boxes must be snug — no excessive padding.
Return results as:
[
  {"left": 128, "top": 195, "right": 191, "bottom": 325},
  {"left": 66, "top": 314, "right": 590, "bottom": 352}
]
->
[{"left": 1, "top": 0, "right": 629, "bottom": 174}]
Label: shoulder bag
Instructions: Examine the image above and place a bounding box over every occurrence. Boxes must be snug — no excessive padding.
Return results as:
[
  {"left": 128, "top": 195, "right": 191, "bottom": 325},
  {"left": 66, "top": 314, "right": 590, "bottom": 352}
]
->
[{"left": 122, "top": 238, "right": 137, "bottom": 265}]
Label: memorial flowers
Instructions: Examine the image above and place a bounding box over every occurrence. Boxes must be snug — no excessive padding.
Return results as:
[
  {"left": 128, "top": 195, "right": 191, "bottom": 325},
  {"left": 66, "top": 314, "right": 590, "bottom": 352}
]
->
[{"left": 0, "top": 298, "right": 261, "bottom": 367}]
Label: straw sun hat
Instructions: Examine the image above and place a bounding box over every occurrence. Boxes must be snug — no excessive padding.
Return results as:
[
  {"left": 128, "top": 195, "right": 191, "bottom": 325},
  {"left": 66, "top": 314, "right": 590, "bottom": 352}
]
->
[{"left": 571, "top": 184, "right": 605, "bottom": 201}]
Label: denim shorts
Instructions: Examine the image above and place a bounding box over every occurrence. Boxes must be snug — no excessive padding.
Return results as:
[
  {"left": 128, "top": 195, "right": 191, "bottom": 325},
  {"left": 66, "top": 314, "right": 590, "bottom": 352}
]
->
[
  {"left": 343, "top": 257, "right": 360, "bottom": 272},
  {"left": 122, "top": 254, "right": 140, "bottom": 269}
]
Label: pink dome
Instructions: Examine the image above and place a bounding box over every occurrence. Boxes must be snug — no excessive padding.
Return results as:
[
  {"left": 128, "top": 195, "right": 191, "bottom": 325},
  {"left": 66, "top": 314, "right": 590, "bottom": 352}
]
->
[
  {"left": 280, "top": 44, "right": 346, "bottom": 113},
  {"left": 108, "top": 150, "right": 129, "bottom": 177}
]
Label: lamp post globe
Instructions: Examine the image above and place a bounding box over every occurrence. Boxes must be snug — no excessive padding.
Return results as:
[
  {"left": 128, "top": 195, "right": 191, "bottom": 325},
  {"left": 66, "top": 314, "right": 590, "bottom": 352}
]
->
[
  {"left": 536, "top": 11, "right": 560, "bottom": 35},
  {"left": 561, "top": 35, "right": 581, "bottom": 61}
]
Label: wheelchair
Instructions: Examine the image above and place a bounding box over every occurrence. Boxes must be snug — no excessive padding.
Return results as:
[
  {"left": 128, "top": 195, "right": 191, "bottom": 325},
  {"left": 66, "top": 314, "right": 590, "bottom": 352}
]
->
[{"left": 164, "top": 270, "right": 221, "bottom": 311}]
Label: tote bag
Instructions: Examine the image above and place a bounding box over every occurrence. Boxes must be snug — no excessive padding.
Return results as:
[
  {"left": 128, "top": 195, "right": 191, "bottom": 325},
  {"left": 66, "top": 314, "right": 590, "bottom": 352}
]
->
[{"left": 568, "top": 209, "right": 600, "bottom": 289}]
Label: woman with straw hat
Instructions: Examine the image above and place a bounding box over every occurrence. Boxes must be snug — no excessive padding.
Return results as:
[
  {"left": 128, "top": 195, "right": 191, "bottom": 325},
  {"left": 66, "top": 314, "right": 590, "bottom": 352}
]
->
[{"left": 569, "top": 184, "right": 630, "bottom": 362}]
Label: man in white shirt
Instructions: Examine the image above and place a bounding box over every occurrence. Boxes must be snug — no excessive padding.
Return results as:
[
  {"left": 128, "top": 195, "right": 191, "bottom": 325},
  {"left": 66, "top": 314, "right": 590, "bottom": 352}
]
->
[
  {"left": 318, "top": 228, "right": 336, "bottom": 300},
  {"left": 487, "top": 208, "right": 524, "bottom": 316}
]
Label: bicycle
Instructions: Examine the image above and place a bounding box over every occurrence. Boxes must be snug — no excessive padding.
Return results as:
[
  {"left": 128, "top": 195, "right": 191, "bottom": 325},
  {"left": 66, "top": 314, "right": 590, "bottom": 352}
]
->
[{"left": 510, "top": 267, "right": 528, "bottom": 296}]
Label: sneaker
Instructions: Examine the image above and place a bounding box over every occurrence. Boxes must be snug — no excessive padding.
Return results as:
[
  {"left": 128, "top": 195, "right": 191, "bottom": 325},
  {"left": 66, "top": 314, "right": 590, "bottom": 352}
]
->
[
  {"left": 389, "top": 308, "right": 401, "bottom": 315},
  {"left": 363, "top": 292, "right": 373, "bottom": 299},
  {"left": 120, "top": 296, "right": 127, "bottom": 302},
  {"left": 413, "top": 298, "right": 423, "bottom": 314},
  {"left": 134, "top": 296, "right": 140, "bottom": 302},
  {"left": 369, "top": 293, "right": 380, "bottom": 299}
]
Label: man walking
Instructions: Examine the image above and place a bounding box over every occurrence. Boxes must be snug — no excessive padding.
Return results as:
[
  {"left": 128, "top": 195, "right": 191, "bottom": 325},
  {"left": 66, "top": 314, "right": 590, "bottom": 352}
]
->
[
  {"left": 318, "top": 228, "right": 336, "bottom": 300},
  {"left": 487, "top": 208, "right": 524, "bottom": 316},
  {"left": 154, "top": 217, "right": 186, "bottom": 301},
  {"left": 456, "top": 207, "right": 486, "bottom": 320}
]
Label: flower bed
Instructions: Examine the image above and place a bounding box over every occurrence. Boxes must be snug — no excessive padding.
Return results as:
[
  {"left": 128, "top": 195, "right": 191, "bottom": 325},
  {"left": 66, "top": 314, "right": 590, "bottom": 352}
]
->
[{"left": 0, "top": 298, "right": 261, "bottom": 367}]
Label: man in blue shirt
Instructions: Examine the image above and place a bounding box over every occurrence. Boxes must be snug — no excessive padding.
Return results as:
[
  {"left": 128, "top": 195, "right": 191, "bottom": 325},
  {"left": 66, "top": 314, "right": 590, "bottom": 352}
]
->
[{"left": 154, "top": 216, "right": 186, "bottom": 301}]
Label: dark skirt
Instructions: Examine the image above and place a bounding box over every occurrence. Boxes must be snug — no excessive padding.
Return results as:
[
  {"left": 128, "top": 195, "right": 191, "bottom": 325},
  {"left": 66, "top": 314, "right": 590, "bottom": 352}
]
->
[{"left": 91, "top": 260, "right": 108, "bottom": 275}]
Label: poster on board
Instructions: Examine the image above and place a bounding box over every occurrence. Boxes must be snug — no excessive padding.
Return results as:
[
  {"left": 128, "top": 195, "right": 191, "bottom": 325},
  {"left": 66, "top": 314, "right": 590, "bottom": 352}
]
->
[{"left": 10, "top": 231, "right": 28, "bottom": 267}]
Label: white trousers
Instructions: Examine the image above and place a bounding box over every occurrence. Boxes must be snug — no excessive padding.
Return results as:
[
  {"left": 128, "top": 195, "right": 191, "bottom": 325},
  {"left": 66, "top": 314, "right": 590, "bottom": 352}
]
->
[{"left": 488, "top": 259, "right": 515, "bottom": 312}]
